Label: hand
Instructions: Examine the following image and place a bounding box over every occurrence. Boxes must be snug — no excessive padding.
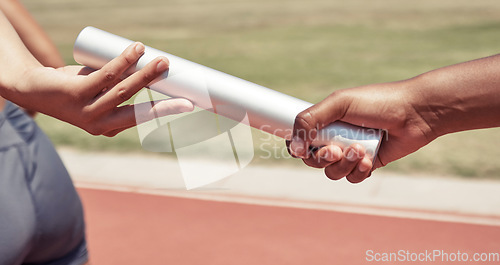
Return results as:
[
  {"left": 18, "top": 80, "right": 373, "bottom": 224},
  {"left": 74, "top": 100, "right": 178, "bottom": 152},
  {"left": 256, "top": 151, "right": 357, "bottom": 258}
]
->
[
  {"left": 287, "top": 79, "right": 435, "bottom": 183},
  {"left": 11, "top": 42, "right": 194, "bottom": 136}
]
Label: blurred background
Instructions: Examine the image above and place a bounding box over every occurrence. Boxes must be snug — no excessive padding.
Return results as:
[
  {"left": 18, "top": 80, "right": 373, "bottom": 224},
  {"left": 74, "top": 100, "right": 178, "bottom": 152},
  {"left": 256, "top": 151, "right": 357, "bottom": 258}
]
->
[
  {"left": 26, "top": 0, "right": 500, "bottom": 179},
  {"left": 17, "top": 1, "right": 500, "bottom": 263}
]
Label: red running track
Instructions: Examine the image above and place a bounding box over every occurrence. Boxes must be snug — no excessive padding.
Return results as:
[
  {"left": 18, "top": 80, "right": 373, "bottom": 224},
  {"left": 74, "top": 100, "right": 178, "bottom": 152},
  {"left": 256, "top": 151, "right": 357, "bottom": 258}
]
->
[{"left": 78, "top": 188, "right": 500, "bottom": 265}]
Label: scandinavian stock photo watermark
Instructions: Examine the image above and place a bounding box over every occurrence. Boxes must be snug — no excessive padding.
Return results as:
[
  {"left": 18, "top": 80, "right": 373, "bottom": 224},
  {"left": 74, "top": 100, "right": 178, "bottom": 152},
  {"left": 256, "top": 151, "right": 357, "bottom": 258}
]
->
[
  {"left": 366, "top": 249, "right": 500, "bottom": 263},
  {"left": 257, "top": 125, "right": 387, "bottom": 160},
  {"left": 134, "top": 88, "right": 254, "bottom": 190}
]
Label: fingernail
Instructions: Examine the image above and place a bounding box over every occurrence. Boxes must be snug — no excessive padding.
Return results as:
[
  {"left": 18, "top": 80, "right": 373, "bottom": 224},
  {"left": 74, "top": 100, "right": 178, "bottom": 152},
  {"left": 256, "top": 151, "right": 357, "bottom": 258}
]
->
[
  {"left": 177, "top": 100, "right": 194, "bottom": 113},
  {"left": 156, "top": 59, "right": 169, "bottom": 72},
  {"left": 290, "top": 136, "right": 306, "bottom": 158},
  {"left": 324, "top": 145, "right": 342, "bottom": 162},
  {"left": 135, "top": 42, "right": 145, "bottom": 55},
  {"left": 346, "top": 149, "right": 358, "bottom": 162},
  {"left": 358, "top": 161, "right": 371, "bottom": 172}
]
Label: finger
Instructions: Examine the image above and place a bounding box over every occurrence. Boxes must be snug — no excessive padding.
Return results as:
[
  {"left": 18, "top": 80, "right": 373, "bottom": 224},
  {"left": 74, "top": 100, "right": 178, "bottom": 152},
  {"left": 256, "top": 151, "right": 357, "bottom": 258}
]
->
[
  {"left": 302, "top": 145, "right": 343, "bottom": 168},
  {"left": 290, "top": 90, "right": 351, "bottom": 159},
  {"left": 324, "top": 143, "right": 365, "bottom": 181},
  {"left": 86, "top": 42, "right": 145, "bottom": 97},
  {"left": 96, "top": 57, "right": 169, "bottom": 110},
  {"left": 135, "top": 97, "right": 194, "bottom": 126},
  {"left": 345, "top": 156, "right": 373, "bottom": 183},
  {"left": 102, "top": 98, "right": 194, "bottom": 134},
  {"left": 287, "top": 140, "right": 319, "bottom": 160},
  {"left": 285, "top": 140, "right": 299, "bottom": 158}
]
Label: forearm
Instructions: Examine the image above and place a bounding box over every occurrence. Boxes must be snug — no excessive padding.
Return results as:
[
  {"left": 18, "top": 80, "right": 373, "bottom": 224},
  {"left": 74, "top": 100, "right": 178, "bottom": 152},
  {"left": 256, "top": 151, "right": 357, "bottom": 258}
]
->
[
  {"left": 0, "top": 11, "right": 41, "bottom": 99},
  {"left": 410, "top": 54, "right": 500, "bottom": 138},
  {"left": 0, "top": 0, "right": 64, "bottom": 68}
]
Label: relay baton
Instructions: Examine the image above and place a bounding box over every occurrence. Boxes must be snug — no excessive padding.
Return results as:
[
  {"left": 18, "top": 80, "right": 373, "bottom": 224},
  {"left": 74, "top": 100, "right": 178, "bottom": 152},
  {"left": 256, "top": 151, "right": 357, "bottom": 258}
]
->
[{"left": 73, "top": 27, "right": 383, "bottom": 161}]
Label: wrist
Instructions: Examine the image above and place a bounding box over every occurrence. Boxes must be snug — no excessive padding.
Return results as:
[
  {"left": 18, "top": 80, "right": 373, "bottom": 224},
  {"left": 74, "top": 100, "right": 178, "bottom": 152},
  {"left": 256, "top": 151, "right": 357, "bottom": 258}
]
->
[
  {"left": 394, "top": 75, "right": 441, "bottom": 144},
  {"left": 0, "top": 61, "right": 42, "bottom": 103},
  {"left": 406, "top": 73, "right": 447, "bottom": 139},
  {"left": 407, "top": 55, "right": 500, "bottom": 138}
]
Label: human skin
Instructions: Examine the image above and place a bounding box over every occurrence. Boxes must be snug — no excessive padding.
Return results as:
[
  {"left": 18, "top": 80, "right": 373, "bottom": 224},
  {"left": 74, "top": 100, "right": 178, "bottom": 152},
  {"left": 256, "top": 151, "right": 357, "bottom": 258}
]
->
[
  {"left": 0, "top": 0, "right": 66, "bottom": 116},
  {"left": 288, "top": 54, "right": 500, "bottom": 183},
  {"left": 0, "top": 11, "right": 193, "bottom": 136}
]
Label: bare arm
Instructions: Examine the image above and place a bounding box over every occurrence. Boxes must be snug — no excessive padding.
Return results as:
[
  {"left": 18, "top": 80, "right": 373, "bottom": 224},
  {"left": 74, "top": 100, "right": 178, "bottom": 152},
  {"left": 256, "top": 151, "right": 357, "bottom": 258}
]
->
[
  {"left": 0, "top": 10, "right": 40, "bottom": 87},
  {"left": 288, "top": 54, "right": 500, "bottom": 183},
  {"left": 0, "top": 0, "right": 64, "bottom": 68},
  {"left": 411, "top": 54, "right": 500, "bottom": 137}
]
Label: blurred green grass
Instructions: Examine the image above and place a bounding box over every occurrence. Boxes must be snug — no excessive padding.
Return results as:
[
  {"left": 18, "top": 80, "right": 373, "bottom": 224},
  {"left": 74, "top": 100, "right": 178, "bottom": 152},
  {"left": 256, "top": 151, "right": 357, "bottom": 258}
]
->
[{"left": 27, "top": 0, "right": 500, "bottom": 178}]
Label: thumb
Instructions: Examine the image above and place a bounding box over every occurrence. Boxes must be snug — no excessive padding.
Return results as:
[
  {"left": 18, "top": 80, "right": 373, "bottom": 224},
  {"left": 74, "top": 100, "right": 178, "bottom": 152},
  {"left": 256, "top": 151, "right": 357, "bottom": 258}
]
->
[{"left": 290, "top": 90, "right": 351, "bottom": 158}]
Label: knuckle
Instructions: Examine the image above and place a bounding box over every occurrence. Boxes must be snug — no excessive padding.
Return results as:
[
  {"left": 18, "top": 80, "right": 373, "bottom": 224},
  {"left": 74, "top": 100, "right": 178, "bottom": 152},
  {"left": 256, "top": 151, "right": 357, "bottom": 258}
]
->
[
  {"left": 124, "top": 53, "right": 137, "bottom": 65},
  {"left": 294, "top": 109, "right": 317, "bottom": 140},
  {"left": 295, "top": 109, "right": 315, "bottom": 129},
  {"left": 329, "top": 89, "right": 343, "bottom": 98},
  {"left": 328, "top": 89, "right": 348, "bottom": 103},
  {"left": 117, "top": 86, "right": 131, "bottom": 101},
  {"left": 104, "top": 71, "right": 117, "bottom": 81}
]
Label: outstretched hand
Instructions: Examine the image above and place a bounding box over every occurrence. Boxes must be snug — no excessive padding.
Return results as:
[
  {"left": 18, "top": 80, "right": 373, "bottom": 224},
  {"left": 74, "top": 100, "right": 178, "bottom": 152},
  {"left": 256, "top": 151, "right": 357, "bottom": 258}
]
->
[{"left": 11, "top": 42, "right": 193, "bottom": 136}]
